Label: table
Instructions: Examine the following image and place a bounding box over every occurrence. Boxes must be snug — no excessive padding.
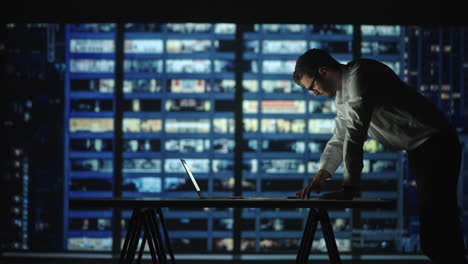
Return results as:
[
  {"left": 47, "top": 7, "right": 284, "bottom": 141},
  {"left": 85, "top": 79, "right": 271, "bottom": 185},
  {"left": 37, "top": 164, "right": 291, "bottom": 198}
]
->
[{"left": 70, "top": 197, "right": 394, "bottom": 264}]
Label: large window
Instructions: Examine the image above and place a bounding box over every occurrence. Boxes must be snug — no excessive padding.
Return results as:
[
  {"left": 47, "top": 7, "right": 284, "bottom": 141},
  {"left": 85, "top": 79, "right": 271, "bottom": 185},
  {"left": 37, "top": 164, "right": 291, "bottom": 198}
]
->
[{"left": 63, "top": 23, "right": 421, "bottom": 257}]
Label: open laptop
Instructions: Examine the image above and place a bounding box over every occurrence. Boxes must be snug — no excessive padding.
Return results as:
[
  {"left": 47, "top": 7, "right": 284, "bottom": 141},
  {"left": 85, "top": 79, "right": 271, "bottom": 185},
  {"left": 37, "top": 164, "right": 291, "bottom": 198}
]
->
[{"left": 180, "top": 159, "right": 299, "bottom": 200}]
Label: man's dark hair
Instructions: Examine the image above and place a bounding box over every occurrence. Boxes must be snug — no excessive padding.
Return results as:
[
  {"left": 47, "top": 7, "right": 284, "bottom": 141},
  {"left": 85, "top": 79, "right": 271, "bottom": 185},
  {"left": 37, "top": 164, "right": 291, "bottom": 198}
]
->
[{"left": 293, "top": 49, "right": 342, "bottom": 85}]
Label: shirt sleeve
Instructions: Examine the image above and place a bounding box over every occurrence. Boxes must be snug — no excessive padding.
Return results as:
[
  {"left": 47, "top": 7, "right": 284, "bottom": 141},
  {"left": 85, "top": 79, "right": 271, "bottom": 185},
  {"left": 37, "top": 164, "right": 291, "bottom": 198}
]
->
[
  {"left": 318, "top": 105, "right": 346, "bottom": 175},
  {"left": 342, "top": 66, "right": 373, "bottom": 185}
]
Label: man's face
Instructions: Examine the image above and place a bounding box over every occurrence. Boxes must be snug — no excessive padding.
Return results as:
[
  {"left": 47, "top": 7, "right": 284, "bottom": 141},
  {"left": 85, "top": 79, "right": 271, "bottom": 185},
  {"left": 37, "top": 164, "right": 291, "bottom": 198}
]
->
[{"left": 299, "top": 68, "right": 337, "bottom": 98}]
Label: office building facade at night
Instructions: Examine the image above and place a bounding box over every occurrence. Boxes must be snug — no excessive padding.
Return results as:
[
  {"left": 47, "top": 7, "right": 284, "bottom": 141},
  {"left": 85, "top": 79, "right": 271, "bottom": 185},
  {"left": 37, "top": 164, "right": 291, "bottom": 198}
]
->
[{"left": 1, "top": 22, "right": 466, "bottom": 261}]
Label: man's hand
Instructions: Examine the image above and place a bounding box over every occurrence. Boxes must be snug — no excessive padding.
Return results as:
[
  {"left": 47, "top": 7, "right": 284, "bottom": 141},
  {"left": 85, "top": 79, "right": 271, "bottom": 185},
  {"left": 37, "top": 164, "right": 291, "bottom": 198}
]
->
[
  {"left": 319, "top": 185, "right": 357, "bottom": 200},
  {"left": 296, "top": 169, "right": 332, "bottom": 199},
  {"left": 319, "top": 190, "right": 352, "bottom": 200}
]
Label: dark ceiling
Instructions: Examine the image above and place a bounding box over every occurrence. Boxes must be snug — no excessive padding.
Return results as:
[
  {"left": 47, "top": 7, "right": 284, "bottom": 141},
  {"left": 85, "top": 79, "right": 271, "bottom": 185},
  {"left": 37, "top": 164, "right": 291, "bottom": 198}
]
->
[{"left": 1, "top": 1, "right": 466, "bottom": 26}]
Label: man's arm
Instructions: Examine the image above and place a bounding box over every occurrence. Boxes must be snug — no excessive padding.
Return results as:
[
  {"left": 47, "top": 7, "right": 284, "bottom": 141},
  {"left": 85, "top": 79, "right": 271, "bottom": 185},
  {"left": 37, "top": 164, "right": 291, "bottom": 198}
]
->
[
  {"left": 296, "top": 105, "right": 347, "bottom": 199},
  {"left": 342, "top": 100, "right": 372, "bottom": 185},
  {"left": 318, "top": 105, "right": 347, "bottom": 174},
  {"left": 318, "top": 98, "right": 372, "bottom": 200},
  {"left": 342, "top": 65, "right": 373, "bottom": 188},
  {"left": 319, "top": 63, "right": 374, "bottom": 200}
]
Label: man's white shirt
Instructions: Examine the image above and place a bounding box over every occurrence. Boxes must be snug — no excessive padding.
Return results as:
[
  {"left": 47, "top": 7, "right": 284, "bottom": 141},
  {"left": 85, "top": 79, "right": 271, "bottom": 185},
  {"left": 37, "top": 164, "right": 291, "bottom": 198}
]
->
[{"left": 318, "top": 61, "right": 439, "bottom": 184}]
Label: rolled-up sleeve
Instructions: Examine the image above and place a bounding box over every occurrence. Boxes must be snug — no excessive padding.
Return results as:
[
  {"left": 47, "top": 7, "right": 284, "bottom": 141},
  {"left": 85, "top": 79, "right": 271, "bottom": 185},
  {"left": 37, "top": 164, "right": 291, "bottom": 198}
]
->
[
  {"left": 319, "top": 106, "right": 346, "bottom": 175},
  {"left": 343, "top": 98, "right": 372, "bottom": 184},
  {"left": 342, "top": 66, "right": 373, "bottom": 185},
  {"left": 319, "top": 61, "right": 375, "bottom": 182}
]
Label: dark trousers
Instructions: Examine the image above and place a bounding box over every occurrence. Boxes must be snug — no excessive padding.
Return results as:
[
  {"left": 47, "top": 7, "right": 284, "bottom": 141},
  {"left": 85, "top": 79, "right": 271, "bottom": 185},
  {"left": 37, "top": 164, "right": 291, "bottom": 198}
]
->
[{"left": 408, "top": 128, "right": 467, "bottom": 263}]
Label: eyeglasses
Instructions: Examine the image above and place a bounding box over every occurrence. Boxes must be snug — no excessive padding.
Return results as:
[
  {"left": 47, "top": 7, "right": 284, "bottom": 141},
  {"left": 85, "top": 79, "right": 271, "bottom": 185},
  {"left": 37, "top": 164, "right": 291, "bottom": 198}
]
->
[{"left": 302, "top": 77, "right": 317, "bottom": 92}]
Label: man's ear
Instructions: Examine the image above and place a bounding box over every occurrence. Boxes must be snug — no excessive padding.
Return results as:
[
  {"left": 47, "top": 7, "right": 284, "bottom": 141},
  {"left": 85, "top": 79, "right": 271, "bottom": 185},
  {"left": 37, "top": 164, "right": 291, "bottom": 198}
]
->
[{"left": 318, "top": 67, "right": 328, "bottom": 76}]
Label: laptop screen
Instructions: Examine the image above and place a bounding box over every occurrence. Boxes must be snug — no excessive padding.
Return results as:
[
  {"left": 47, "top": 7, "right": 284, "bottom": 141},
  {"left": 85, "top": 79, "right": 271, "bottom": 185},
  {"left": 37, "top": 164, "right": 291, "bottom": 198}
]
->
[{"left": 180, "top": 159, "right": 201, "bottom": 192}]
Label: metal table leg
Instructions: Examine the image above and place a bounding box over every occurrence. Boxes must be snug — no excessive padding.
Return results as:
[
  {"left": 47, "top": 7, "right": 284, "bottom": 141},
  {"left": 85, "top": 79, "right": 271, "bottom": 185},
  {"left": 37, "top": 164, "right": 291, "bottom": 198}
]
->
[
  {"left": 119, "top": 209, "right": 137, "bottom": 264},
  {"left": 318, "top": 209, "right": 342, "bottom": 264},
  {"left": 296, "top": 208, "right": 319, "bottom": 264},
  {"left": 144, "top": 209, "right": 165, "bottom": 263},
  {"left": 125, "top": 211, "right": 143, "bottom": 264},
  {"left": 296, "top": 208, "right": 343, "bottom": 264},
  {"left": 119, "top": 209, "right": 143, "bottom": 264},
  {"left": 143, "top": 211, "right": 161, "bottom": 264},
  {"left": 157, "top": 208, "right": 176, "bottom": 264},
  {"left": 136, "top": 208, "right": 177, "bottom": 264},
  {"left": 135, "top": 235, "right": 147, "bottom": 264}
]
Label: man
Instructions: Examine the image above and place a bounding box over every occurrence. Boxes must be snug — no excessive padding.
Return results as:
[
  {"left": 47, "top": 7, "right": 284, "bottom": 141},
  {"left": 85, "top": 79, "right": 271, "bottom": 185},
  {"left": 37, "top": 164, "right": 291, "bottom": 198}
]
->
[{"left": 293, "top": 49, "right": 466, "bottom": 263}]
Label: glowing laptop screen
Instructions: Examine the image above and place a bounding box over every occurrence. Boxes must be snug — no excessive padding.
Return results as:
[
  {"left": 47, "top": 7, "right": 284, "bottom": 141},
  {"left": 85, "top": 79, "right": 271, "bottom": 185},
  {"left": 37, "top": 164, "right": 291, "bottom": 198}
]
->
[{"left": 180, "top": 159, "right": 201, "bottom": 192}]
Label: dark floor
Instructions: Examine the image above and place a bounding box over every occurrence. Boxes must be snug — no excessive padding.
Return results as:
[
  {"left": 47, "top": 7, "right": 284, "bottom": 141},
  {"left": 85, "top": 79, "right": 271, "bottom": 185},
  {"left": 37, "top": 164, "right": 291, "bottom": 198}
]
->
[
  {"left": 0, "top": 252, "right": 433, "bottom": 264},
  {"left": 0, "top": 260, "right": 433, "bottom": 264}
]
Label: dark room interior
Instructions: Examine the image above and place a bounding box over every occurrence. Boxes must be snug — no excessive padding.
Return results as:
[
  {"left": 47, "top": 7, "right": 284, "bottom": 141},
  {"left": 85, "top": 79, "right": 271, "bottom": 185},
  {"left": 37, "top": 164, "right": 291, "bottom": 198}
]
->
[{"left": 1, "top": 2, "right": 468, "bottom": 264}]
